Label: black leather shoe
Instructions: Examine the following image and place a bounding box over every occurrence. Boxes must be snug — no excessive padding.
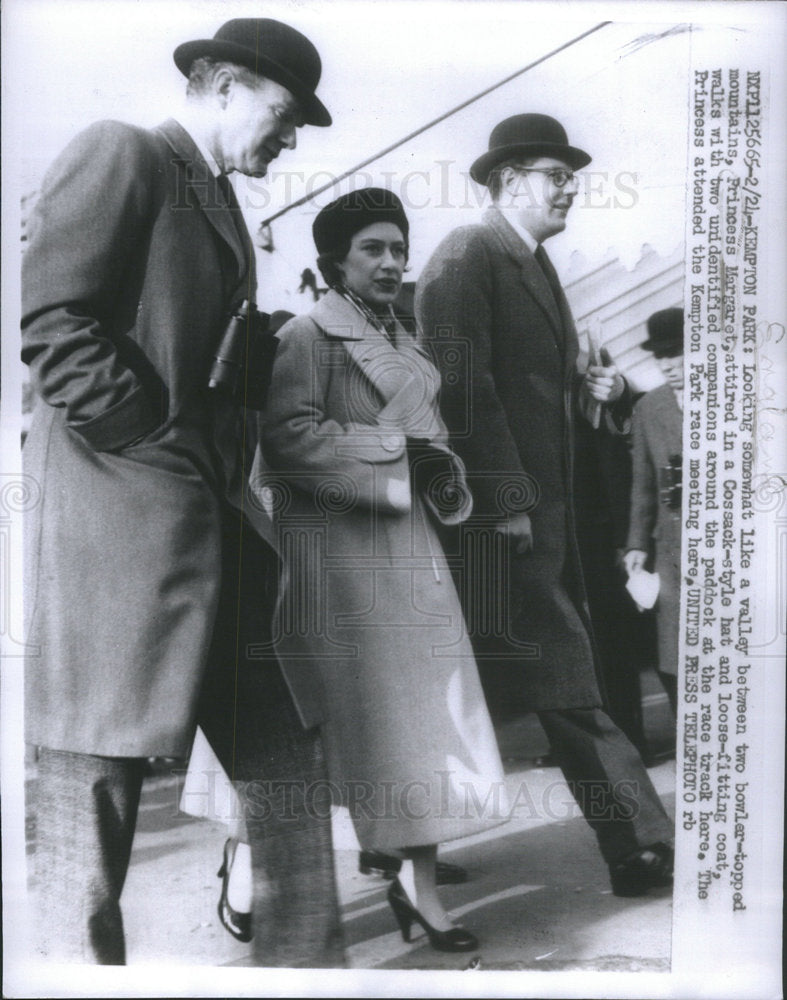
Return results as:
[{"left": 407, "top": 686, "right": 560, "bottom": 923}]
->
[
  {"left": 387, "top": 879, "right": 479, "bottom": 953},
  {"left": 217, "top": 838, "right": 253, "bottom": 942},
  {"left": 359, "top": 850, "right": 401, "bottom": 879},
  {"left": 359, "top": 850, "right": 468, "bottom": 885},
  {"left": 610, "top": 842, "right": 674, "bottom": 897},
  {"left": 435, "top": 860, "right": 468, "bottom": 885}
]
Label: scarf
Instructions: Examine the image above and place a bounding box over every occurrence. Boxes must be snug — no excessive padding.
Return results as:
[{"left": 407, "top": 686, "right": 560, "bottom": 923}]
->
[{"left": 336, "top": 285, "right": 399, "bottom": 340}]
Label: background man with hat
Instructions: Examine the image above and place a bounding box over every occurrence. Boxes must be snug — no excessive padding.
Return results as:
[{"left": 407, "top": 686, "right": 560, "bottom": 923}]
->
[
  {"left": 21, "top": 18, "right": 343, "bottom": 965},
  {"left": 416, "top": 113, "right": 675, "bottom": 896},
  {"left": 624, "top": 307, "right": 685, "bottom": 714}
]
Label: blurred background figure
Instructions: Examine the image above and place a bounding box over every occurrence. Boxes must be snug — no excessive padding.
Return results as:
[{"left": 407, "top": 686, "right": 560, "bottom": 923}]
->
[{"left": 624, "top": 307, "right": 684, "bottom": 714}]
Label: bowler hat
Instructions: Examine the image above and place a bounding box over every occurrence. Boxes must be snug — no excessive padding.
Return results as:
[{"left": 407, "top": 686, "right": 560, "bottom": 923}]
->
[
  {"left": 174, "top": 18, "right": 331, "bottom": 127},
  {"left": 642, "top": 307, "right": 684, "bottom": 357},
  {"left": 470, "top": 113, "right": 591, "bottom": 185},
  {"left": 313, "top": 188, "right": 409, "bottom": 256}
]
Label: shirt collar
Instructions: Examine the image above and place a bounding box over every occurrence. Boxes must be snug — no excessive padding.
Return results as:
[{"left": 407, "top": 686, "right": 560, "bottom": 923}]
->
[{"left": 497, "top": 204, "right": 540, "bottom": 254}]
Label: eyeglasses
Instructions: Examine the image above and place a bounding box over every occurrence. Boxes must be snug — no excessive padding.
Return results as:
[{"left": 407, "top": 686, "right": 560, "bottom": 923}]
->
[{"left": 516, "top": 167, "right": 579, "bottom": 189}]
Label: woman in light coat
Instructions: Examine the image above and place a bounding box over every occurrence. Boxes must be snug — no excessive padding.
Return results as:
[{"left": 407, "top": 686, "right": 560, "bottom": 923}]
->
[{"left": 261, "top": 188, "right": 507, "bottom": 952}]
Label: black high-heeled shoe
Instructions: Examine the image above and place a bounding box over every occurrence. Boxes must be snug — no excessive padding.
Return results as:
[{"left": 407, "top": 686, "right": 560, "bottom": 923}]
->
[
  {"left": 387, "top": 879, "right": 478, "bottom": 953},
  {"left": 217, "top": 838, "right": 252, "bottom": 943}
]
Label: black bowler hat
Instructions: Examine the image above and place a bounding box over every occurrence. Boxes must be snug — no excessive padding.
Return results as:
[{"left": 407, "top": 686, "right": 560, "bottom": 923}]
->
[
  {"left": 312, "top": 188, "right": 409, "bottom": 255},
  {"left": 470, "top": 113, "right": 591, "bottom": 185},
  {"left": 174, "top": 18, "right": 331, "bottom": 127},
  {"left": 642, "top": 307, "right": 684, "bottom": 357}
]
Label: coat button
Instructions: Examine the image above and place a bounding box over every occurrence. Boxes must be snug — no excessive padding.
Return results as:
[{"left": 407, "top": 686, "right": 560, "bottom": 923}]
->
[{"left": 381, "top": 434, "right": 402, "bottom": 452}]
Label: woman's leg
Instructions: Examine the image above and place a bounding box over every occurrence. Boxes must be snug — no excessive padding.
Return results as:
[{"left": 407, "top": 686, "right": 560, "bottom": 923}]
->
[
  {"left": 225, "top": 839, "right": 253, "bottom": 914},
  {"left": 398, "top": 845, "right": 453, "bottom": 931},
  {"left": 181, "top": 729, "right": 253, "bottom": 917}
]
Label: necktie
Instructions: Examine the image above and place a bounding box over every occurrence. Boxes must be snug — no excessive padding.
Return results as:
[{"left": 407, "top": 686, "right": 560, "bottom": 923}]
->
[
  {"left": 216, "top": 174, "right": 247, "bottom": 242},
  {"left": 534, "top": 244, "right": 564, "bottom": 306},
  {"left": 534, "top": 243, "right": 568, "bottom": 356}
]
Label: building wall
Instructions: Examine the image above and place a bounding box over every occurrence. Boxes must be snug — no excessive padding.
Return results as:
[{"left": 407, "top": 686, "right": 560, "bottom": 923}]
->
[{"left": 564, "top": 243, "right": 684, "bottom": 393}]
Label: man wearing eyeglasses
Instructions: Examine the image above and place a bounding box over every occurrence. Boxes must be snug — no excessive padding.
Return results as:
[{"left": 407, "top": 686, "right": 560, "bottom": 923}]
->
[{"left": 417, "top": 114, "right": 674, "bottom": 898}]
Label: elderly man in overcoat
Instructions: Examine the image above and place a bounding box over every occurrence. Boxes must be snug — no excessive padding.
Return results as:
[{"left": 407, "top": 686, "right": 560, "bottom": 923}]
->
[
  {"left": 624, "top": 307, "right": 685, "bottom": 714},
  {"left": 416, "top": 114, "right": 674, "bottom": 896},
  {"left": 22, "top": 18, "right": 343, "bottom": 965}
]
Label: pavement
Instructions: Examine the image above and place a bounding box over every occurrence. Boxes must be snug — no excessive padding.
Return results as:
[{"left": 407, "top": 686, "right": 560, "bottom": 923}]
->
[{"left": 24, "top": 675, "right": 676, "bottom": 972}]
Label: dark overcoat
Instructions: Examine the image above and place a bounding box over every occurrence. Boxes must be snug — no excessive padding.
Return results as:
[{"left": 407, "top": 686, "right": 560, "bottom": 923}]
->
[
  {"left": 416, "top": 206, "right": 608, "bottom": 712},
  {"left": 22, "top": 118, "right": 263, "bottom": 756},
  {"left": 260, "top": 291, "right": 507, "bottom": 849},
  {"left": 626, "top": 384, "right": 683, "bottom": 675}
]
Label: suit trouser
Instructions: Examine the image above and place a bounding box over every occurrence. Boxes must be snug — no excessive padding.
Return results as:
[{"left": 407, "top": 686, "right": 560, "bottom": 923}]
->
[
  {"left": 573, "top": 520, "right": 649, "bottom": 755},
  {"left": 33, "top": 703, "right": 342, "bottom": 966},
  {"left": 32, "top": 511, "right": 345, "bottom": 967},
  {"left": 537, "top": 707, "right": 673, "bottom": 867}
]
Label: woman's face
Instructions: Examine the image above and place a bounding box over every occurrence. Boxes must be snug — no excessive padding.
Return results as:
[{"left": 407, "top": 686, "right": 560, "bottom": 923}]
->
[{"left": 335, "top": 222, "right": 406, "bottom": 307}]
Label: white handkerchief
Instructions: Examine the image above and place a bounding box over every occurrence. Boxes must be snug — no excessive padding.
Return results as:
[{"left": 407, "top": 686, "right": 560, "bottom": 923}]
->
[{"left": 626, "top": 570, "right": 661, "bottom": 610}]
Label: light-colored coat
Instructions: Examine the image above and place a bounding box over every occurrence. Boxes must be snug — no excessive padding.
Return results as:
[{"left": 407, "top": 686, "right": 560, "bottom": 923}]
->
[
  {"left": 627, "top": 384, "right": 683, "bottom": 675},
  {"left": 416, "top": 206, "right": 613, "bottom": 712},
  {"left": 22, "top": 118, "right": 259, "bottom": 756},
  {"left": 260, "top": 291, "right": 507, "bottom": 849}
]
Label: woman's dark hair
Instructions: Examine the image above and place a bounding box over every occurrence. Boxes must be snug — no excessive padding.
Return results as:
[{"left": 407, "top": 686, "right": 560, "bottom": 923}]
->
[{"left": 315, "top": 243, "right": 351, "bottom": 289}]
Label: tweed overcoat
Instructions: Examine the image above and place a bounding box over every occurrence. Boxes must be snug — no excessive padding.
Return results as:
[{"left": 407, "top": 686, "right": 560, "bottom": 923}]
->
[
  {"left": 416, "top": 206, "right": 610, "bottom": 712},
  {"left": 22, "top": 118, "right": 266, "bottom": 757},
  {"left": 626, "top": 384, "right": 683, "bottom": 675},
  {"left": 260, "top": 291, "right": 508, "bottom": 849}
]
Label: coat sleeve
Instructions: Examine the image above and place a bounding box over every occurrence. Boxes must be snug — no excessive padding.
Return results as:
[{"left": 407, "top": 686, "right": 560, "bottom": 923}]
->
[
  {"left": 261, "top": 321, "right": 412, "bottom": 514},
  {"left": 415, "top": 227, "right": 530, "bottom": 518},
  {"left": 21, "top": 121, "right": 161, "bottom": 452},
  {"left": 626, "top": 398, "right": 658, "bottom": 551}
]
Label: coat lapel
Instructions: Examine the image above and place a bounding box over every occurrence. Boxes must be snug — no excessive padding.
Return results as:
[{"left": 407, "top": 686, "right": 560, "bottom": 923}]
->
[
  {"left": 342, "top": 333, "right": 445, "bottom": 439},
  {"left": 310, "top": 290, "right": 433, "bottom": 407},
  {"left": 156, "top": 119, "right": 251, "bottom": 290},
  {"left": 652, "top": 384, "right": 683, "bottom": 448},
  {"left": 484, "top": 207, "right": 567, "bottom": 354}
]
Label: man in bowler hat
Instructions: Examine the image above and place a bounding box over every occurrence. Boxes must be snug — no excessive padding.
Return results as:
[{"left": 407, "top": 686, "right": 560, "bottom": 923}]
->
[
  {"left": 625, "top": 307, "right": 685, "bottom": 713},
  {"left": 417, "top": 114, "right": 675, "bottom": 895},
  {"left": 22, "top": 19, "right": 343, "bottom": 965}
]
